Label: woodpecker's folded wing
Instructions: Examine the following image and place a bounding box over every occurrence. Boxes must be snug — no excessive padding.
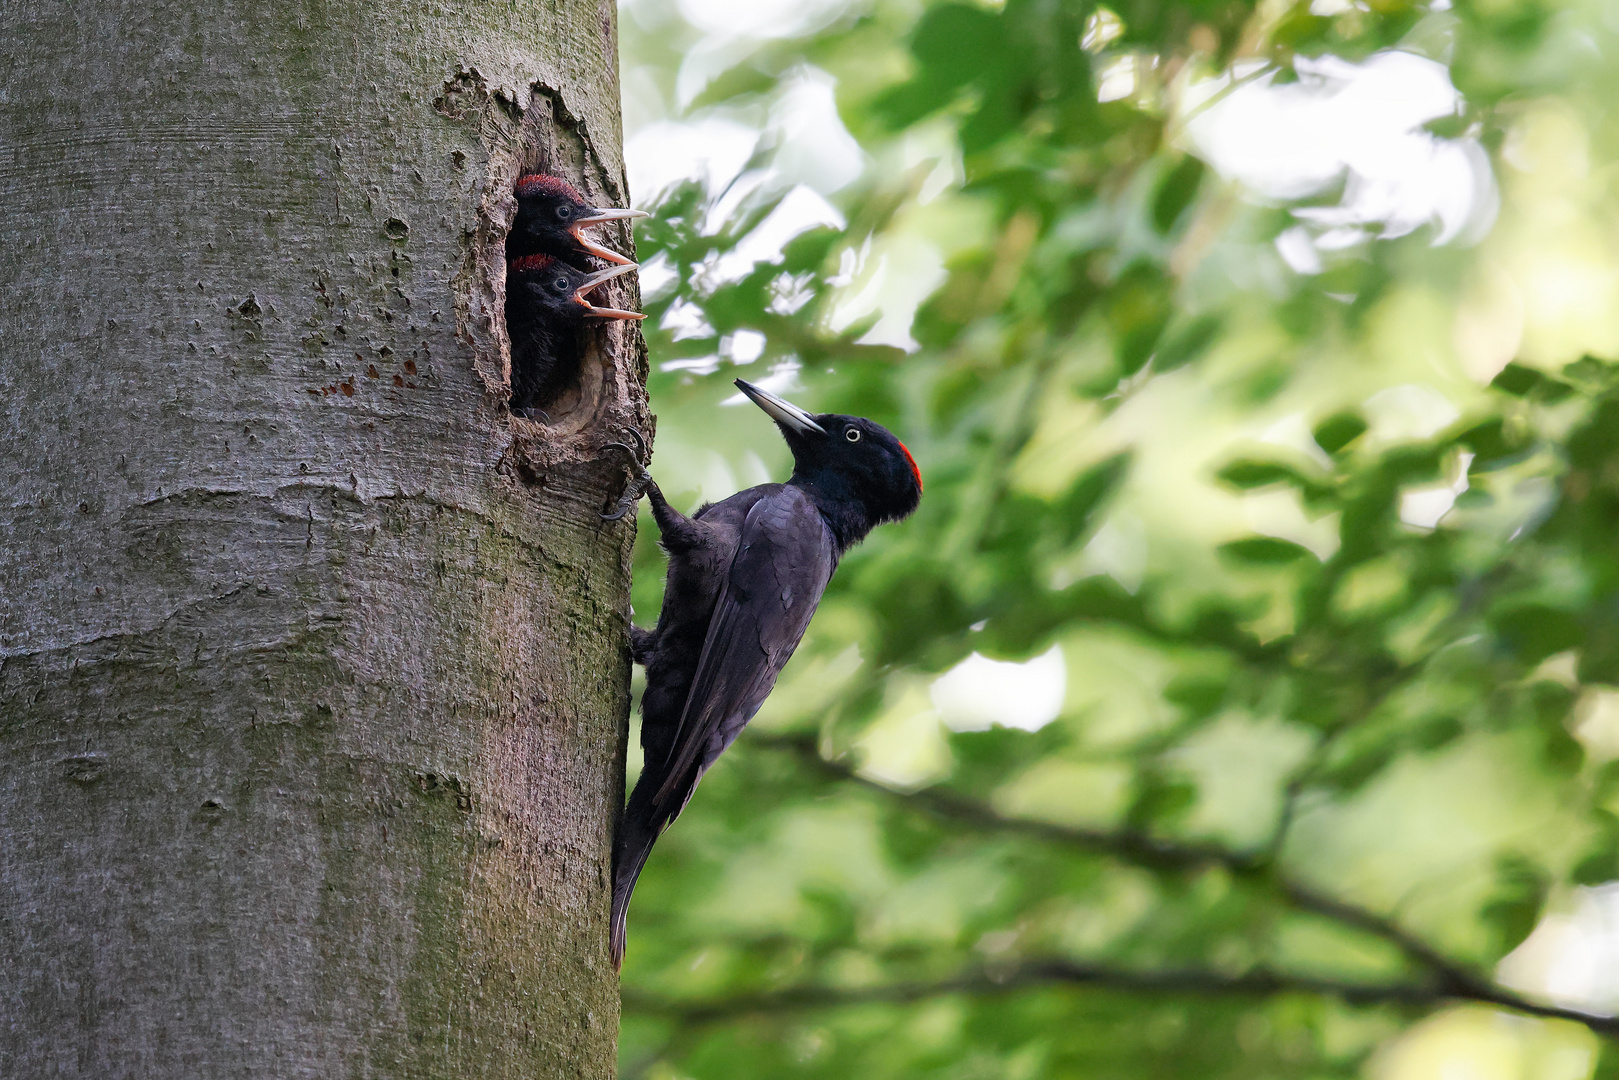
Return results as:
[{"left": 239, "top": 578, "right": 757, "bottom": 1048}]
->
[{"left": 651, "top": 486, "right": 836, "bottom": 812}]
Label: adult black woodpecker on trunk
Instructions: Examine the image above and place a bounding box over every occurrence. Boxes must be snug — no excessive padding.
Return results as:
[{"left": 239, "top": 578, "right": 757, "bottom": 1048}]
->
[
  {"left": 505, "top": 254, "right": 645, "bottom": 417},
  {"left": 509, "top": 173, "right": 648, "bottom": 267},
  {"left": 607, "top": 379, "right": 923, "bottom": 965}
]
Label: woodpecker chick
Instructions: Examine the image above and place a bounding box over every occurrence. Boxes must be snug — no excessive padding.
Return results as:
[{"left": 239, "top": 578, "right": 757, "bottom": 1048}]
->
[
  {"left": 609, "top": 379, "right": 923, "bottom": 965},
  {"left": 510, "top": 174, "right": 648, "bottom": 267},
  {"left": 506, "top": 254, "right": 644, "bottom": 417}
]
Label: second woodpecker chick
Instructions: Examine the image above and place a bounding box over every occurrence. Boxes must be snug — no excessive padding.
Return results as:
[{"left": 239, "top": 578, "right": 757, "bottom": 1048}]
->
[
  {"left": 609, "top": 379, "right": 924, "bottom": 966},
  {"left": 506, "top": 254, "right": 644, "bottom": 417},
  {"left": 510, "top": 174, "right": 648, "bottom": 268}
]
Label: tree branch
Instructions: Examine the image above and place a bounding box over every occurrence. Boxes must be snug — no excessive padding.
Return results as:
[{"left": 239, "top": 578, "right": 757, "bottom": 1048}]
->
[
  {"left": 748, "top": 734, "right": 1507, "bottom": 1011},
  {"left": 754, "top": 732, "right": 1255, "bottom": 873},
  {"left": 623, "top": 957, "right": 1619, "bottom": 1034}
]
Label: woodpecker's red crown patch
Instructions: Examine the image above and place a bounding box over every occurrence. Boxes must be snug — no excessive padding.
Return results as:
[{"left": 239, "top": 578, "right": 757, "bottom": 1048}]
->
[{"left": 898, "top": 441, "right": 922, "bottom": 493}]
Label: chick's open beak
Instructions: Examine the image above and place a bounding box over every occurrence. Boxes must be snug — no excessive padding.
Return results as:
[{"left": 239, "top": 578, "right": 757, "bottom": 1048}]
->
[
  {"left": 734, "top": 379, "right": 826, "bottom": 435},
  {"left": 573, "top": 262, "right": 646, "bottom": 320},
  {"left": 569, "top": 207, "right": 650, "bottom": 266}
]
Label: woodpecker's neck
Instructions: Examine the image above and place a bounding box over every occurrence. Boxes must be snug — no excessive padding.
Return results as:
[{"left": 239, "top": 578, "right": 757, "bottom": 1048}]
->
[{"left": 788, "top": 473, "right": 874, "bottom": 554}]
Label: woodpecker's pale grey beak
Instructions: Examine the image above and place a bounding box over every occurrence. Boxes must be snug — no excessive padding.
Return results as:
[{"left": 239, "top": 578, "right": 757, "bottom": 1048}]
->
[
  {"left": 570, "top": 208, "right": 650, "bottom": 266},
  {"left": 735, "top": 379, "right": 826, "bottom": 435},
  {"left": 574, "top": 262, "right": 646, "bottom": 320},
  {"left": 576, "top": 207, "right": 650, "bottom": 225}
]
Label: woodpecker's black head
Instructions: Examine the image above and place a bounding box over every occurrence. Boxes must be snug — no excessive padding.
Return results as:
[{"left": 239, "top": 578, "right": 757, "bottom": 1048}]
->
[
  {"left": 736, "top": 378, "right": 922, "bottom": 542},
  {"left": 512, "top": 174, "right": 648, "bottom": 266},
  {"left": 508, "top": 254, "right": 646, "bottom": 323}
]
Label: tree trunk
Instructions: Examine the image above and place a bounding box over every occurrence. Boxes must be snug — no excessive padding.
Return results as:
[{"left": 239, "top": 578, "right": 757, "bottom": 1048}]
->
[{"left": 0, "top": 2, "right": 642, "bottom": 1076}]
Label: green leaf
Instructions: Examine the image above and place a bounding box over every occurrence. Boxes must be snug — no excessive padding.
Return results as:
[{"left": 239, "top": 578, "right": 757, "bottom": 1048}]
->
[
  {"left": 1215, "top": 459, "right": 1308, "bottom": 490},
  {"left": 1055, "top": 452, "right": 1130, "bottom": 544},
  {"left": 1109, "top": 263, "right": 1173, "bottom": 375},
  {"left": 1491, "top": 362, "right": 1543, "bottom": 396},
  {"left": 1457, "top": 417, "right": 1530, "bottom": 465},
  {"left": 1218, "top": 537, "right": 1316, "bottom": 564},
  {"left": 1154, "top": 314, "right": 1222, "bottom": 374},
  {"left": 1151, "top": 156, "right": 1207, "bottom": 234},
  {"left": 1480, "top": 854, "right": 1550, "bottom": 959},
  {"left": 874, "top": 4, "right": 1006, "bottom": 129},
  {"left": 1491, "top": 604, "right": 1583, "bottom": 664},
  {"left": 1313, "top": 411, "right": 1369, "bottom": 455}
]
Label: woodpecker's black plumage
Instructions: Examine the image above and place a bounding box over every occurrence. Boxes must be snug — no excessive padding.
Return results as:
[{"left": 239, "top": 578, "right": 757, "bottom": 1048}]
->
[
  {"left": 506, "top": 254, "right": 644, "bottom": 416},
  {"left": 609, "top": 379, "right": 923, "bottom": 965},
  {"left": 509, "top": 173, "right": 648, "bottom": 268}
]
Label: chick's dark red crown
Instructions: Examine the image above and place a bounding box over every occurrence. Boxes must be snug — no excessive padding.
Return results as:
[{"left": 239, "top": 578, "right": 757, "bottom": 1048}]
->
[
  {"left": 515, "top": 174, "right": 585, "bottom": 204},
  {"left": 508, "top": 254, "right": 559, "bottom": 275}
]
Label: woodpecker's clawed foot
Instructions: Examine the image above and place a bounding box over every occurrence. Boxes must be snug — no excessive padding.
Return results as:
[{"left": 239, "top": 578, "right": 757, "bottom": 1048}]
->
[
  {"left": 602, "top": 469, "right": 653, "bottom": 520},
  {"left": 511, "top": 406, "right": 551, "bottom": 422},
  {"left": 601, "top": 429, "right": 653, "bottom": 521},
  {"left": 629, "top": 623, "right": 655, "bottom": 666}
]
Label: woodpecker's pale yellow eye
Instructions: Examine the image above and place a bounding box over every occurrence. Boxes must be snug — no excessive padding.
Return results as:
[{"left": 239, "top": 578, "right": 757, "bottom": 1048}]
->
[{"left": 845, "top": 428, "right": 861, "bottom": 442}]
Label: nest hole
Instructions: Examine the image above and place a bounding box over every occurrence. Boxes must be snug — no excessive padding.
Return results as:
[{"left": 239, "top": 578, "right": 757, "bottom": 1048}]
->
[{"left": 488, "top": 89, "right": 637, "bottom": 436}]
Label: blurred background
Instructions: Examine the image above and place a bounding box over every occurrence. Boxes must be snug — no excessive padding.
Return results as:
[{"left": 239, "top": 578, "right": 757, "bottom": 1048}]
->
[{"left": 612, "top": 0, "right": 1619, "bottom": 1075}]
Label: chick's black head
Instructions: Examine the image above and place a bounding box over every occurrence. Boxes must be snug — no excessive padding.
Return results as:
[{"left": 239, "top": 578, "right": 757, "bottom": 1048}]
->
[
  {"left": 511, "top": 255, "right": 588, "bottom": 320},
  {"left": 512, "top": 174, "right": 647, "bottom": 266},
  {"left": 516, "top": 174, "right": 586, "bottom": 231},
  {"left": 508, "top": 255, "right": 645, "bottom": 323},
  {"left": 735, "top": 379, "right": 922, "bottom": 533}
]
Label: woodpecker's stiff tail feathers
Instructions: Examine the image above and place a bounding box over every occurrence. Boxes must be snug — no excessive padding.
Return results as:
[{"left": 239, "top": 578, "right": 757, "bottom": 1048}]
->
[
  {"left": 609, "top": 381, "right": 922, "bottom": 966},
  {"left": 610, "top": 779, "right": 664, "bottom": 966}
]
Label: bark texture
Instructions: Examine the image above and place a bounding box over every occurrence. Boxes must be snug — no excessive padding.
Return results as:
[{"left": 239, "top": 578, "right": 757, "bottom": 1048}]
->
[{"left": 0, "top": 1, "right": 644, "bottom": 1076}]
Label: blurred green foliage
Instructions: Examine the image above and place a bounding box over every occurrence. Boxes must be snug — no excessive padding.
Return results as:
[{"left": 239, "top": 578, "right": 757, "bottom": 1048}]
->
[{"left": 615, "top": 0, "right": 1619, "bottom": 1075}]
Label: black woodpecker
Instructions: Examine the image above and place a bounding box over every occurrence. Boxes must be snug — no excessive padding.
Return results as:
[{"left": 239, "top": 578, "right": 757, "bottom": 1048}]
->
[
  {"left": 505, "top": 254, "right": 644, "bottom": 417},
  {"left": 607, "top": 379, "right": 923, "bottom": 965},
  {"left": 509, "top": 173, "right": 648, "bottom": 267}
]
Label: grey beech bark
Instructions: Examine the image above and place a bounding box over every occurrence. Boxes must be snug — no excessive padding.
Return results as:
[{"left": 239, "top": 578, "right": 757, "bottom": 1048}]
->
[{"left": 0, "top": 1, "right": 645, "bottom": 1076}]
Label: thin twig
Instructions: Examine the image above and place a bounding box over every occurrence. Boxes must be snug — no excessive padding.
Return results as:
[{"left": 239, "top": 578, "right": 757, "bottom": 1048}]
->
[{"left": 624, "top": 957, "right": 1619, "bottom": 1034}]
